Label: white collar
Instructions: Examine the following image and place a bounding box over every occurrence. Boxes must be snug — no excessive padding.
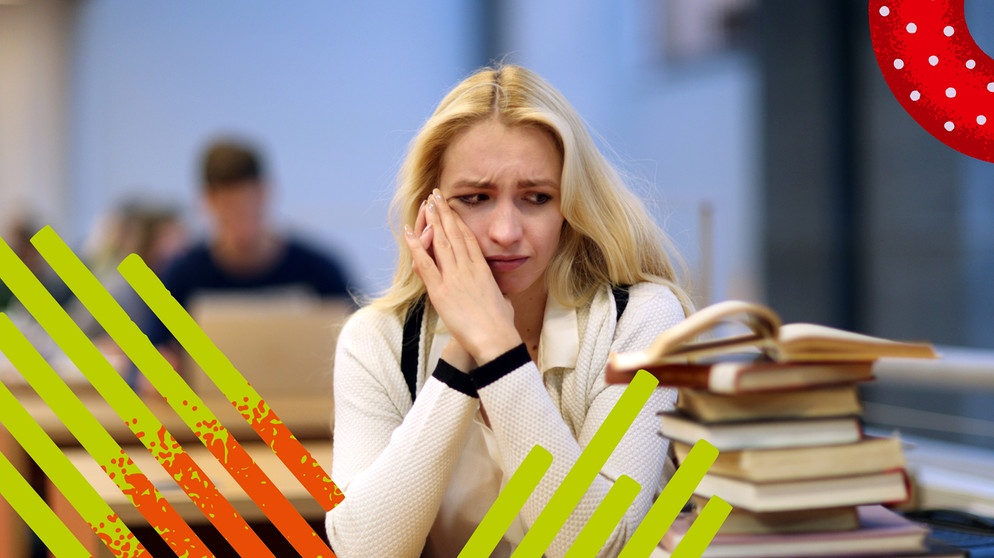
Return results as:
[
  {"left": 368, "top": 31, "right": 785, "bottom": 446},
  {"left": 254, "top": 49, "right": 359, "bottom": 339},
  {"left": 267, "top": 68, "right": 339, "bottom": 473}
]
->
[
  {"left": 429, "top": 295, "right": 579, "bottom": 374},
  {"left": 537, "top": 294, "right": 579, "bottom": 372}
]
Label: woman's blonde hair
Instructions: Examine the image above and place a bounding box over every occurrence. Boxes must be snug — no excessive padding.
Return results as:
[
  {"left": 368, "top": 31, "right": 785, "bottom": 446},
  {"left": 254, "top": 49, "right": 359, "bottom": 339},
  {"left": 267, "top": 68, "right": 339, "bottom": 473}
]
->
[{"left": 373, "top": 64, "right": 693, "bottom": 314}]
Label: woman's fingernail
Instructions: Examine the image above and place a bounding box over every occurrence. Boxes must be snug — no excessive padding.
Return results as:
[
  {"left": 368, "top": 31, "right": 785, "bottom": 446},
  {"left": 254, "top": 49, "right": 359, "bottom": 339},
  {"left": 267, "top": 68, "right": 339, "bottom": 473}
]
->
[
  {"left": 427, "top": 200, "right": 435, "bottom": 212},
  {"left": 404, "top": 225, "right": 414, "bottom": 238},
  {"left": 433, "top": 189, "right": 443, "bottom": 201},
  {"left": 420, "top": 200, "right": 426, "bottom": 208}
]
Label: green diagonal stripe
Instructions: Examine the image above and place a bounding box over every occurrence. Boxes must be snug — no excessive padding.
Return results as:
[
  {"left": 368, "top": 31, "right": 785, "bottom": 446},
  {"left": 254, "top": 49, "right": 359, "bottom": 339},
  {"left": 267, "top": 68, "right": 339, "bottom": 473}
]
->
[
  {"left": 0, "top": 312, "right": 183, "bottom": 554},
  {"left": 0, "top": 232, "right": 170, "bottom": 457},
  {"left": 670, "top": 496, "right": 731, "bottom": 558},
  {"left": 0, "top": 447, "right": 91, "bottom": 558},
  {"left": 619, "top": 438, "right": 720, "bottom": 558},
  {"left": 565, "top": 474, "right": 641, "bottom": 558},
  {"left": 0, "top": 229, "right": 252, "bottom": 556},
  {"left": 0, "top": 375, "right": 145, "bottom": 556},
  {"left": 30, "top": 225, "right": 335, "bottom": 557},
  {"left": 459, "top": 445, "right": 553, "bottom": 558},
  {"left": 29, "top": 227, "right": 212, "bottom": 431},
  {"left": 115, "top": 252, "right": 273, "bottom": 414},
  {"left": 514, "top": 369, "right": 659, "bottom": 557},
  {"left": 117, "top": 250, "right": 343, "bottom": 513}
]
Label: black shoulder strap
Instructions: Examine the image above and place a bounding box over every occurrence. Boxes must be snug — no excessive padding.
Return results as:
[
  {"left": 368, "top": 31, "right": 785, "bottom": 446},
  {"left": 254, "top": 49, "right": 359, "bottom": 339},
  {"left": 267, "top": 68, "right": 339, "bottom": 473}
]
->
[
  {"left": 401, "top": 294, "right": 427, "bottom": 404},
  {"left": 612, "top": 284, "right": 631, "bottom": 323}
]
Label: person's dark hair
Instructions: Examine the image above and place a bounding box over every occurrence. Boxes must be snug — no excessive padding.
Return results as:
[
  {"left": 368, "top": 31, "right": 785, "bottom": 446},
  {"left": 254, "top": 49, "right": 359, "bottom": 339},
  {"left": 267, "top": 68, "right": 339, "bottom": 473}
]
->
[{"left": 201, "top": 139, "right": 265, "bottom": 191}]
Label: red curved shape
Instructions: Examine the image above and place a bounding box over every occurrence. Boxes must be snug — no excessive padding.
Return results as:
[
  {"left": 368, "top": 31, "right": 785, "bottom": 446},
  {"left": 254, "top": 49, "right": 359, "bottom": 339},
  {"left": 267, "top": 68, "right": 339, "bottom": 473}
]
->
[{"left": 869, "top": 0, "right": 994, "bottom": 163}]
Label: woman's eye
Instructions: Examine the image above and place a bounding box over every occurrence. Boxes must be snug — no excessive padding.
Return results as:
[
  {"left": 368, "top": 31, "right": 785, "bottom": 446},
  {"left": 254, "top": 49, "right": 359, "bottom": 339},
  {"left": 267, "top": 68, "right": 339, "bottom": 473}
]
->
[
  {"left": 457, "top": 194, "right": 487, "bottom": 205},
  {"left": 527, "top": 192, "right": 553, "bottom": 205}
]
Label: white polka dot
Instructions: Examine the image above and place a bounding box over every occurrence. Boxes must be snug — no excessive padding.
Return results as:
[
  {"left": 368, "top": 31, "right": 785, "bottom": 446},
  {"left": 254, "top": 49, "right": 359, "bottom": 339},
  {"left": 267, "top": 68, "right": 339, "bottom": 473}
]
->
[
  {"left": 944, "top": 26, "right": 954, "bottom": 36},
  {"left": 946, "top": 87, "right": 956, "bottom": 98},
  {"left": 894, "top": 59, "right": 905, "bottom": 69},
  {"left": 989, "top": 82, "right": 994, "bottom": 92},
  {"left": 910, "top": 90, "right": 921, "bottom": 101},
  {"left": 979, "top": 115, "right": 988, "bottom": 126},
  {"left": 967, "top": 59, "right": 976, "bottom": 69},
  {"left": 945, "top": 121, "right": 955, "bottom": 131},
  {"left": 929, "top": 55, "right": 939, "bottom": 66},
  {"left": 907, "top": 22, "right": 917, "bottom": 33},
  {"left": 879, "top": 6, "right": 890, "bottom": 16}
]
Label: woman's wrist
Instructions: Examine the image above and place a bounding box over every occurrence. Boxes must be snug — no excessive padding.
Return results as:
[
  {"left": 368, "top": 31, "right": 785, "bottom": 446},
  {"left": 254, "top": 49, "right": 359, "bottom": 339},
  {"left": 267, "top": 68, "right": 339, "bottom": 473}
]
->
[
  {"left": 466, "top": 328, "right": 523, "bottom": 366},
  {"left": 441, "top": 339, "right": 476, "bottom": 372},
  {"left": 469, "top": 344, "right": 531, "bottom": 389}
]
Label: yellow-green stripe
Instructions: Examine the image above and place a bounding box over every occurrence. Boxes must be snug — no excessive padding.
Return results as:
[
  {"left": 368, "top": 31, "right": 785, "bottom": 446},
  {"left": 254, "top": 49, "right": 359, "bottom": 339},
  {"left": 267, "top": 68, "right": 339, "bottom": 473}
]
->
[
  {"left": 30, "top": 227, "right": 222, "bottom": 439},
  {"left": 0, "top": 313, "right": 169, "bottom": 546},
  {"left": 459, "top": 445, "right": 553, "bottom": 557},
  {"left": 514, "top": 370, "right": 659, "bottom": 557},
  {"left": 0, "top": 376, "right": 142, "bottom": 554},
  {"left": 619, "top": 439, "right": 720, "bottom": 558},
  {"left": 564, "top": 474, "right": 641, "bottom": 558},
  {"left": 0, "top": 447, "right": 91, "bottom": 558},
  {"left": 669, "top": 496, "right": 731, "bottom": 558},
  {"left": 0, "top": 233, "right": 174, "bottom": 466},
  {"left": 116, "top": 252, "right": 269, "bottom": 415}
]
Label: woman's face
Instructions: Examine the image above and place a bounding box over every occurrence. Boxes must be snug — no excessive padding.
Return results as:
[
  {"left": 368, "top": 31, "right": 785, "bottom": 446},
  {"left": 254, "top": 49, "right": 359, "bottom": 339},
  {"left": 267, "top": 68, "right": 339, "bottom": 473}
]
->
[{"left": 438, "top": 119, "right": 565, "bottom": 301}]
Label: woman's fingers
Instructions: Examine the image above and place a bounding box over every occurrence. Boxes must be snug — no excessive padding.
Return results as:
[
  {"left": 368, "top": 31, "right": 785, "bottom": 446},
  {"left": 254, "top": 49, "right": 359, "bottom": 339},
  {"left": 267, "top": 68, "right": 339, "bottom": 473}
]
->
[
  {"left": 404, "top": 224, "right": 441, "bottom": 285},
  {"left": 420, "top": 223, "right": 434, "bottom": 251},
  {"left": 410, "top": 188, "right": 489, "bottom": 285},
  {"left": 430, "top": 189, "right": 477, "bottom": 262},
  {"left": 409, "top": 190, "right": 520, "bottom": 363},
  {"left": 418, "top": 204, "right": 434, "bottom": 252},
  {"left": 425, "top": 193, "right": 459, "bottom": 272},
  {"left": 414, "top": 201, "right": 433, "bottom": 251}
]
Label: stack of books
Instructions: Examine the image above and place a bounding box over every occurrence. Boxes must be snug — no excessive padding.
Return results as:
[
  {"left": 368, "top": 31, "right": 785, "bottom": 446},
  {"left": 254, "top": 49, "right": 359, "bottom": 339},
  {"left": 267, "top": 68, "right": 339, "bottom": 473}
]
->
[{"left": 607, "top": 300, "right": 963, "bottom": 557}]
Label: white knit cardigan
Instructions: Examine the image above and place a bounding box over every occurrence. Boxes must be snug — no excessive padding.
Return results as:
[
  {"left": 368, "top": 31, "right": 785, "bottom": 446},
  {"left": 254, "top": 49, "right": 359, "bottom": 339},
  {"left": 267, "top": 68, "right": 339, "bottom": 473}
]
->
[{"left": 326, "top": 282, "right": 684, "bottom": 557}]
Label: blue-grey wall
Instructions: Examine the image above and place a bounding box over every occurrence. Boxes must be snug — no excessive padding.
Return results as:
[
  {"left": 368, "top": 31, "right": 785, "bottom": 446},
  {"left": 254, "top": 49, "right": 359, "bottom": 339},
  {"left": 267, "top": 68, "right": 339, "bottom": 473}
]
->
[{"left": 65, "top": 0, "right": 761, "bottom": 302}]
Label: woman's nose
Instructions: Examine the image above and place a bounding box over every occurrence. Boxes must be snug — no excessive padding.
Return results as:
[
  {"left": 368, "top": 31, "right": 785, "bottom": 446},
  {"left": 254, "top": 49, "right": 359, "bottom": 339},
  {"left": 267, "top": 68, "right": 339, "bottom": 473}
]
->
[{"left": 488, "top": 200, "right": 523, "bottom": 246}]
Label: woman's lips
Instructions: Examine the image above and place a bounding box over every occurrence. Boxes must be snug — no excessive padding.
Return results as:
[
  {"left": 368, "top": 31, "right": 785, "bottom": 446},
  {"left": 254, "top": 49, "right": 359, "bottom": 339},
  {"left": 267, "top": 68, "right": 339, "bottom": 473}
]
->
[{"left": 486, "top": 257, "right": 527, "bottom": 272}]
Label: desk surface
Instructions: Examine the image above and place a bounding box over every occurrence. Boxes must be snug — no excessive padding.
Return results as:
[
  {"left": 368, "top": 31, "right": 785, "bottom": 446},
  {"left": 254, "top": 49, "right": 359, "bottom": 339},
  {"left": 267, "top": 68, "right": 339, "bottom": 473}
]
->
[
  {"left": 897, "top": 433, "right": 994, "bottom": 517},
  {"left": 58, "top": 439, "right": 333, "bottom": 524},
  {"left": 14, "top": 390, "right": 333, "bottom": 446},
  {"left": 2, "top": 360, "right": 334, "bottom": 557}
]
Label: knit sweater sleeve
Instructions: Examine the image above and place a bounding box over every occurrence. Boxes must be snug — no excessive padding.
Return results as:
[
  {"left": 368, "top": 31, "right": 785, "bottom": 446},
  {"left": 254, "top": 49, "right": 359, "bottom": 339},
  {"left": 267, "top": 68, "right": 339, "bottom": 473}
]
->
[
  {"left": 471, "top": 283, "right": 684, "bottom": 557},
  {"left": 325, "top": 307, "right": 479, "bottom": 558}
]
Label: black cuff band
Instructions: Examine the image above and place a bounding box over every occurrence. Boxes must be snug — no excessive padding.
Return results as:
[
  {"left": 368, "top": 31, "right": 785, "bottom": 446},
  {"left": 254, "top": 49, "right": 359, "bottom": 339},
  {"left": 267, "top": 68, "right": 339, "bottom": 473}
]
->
[
  {"left": 470, "top": 344, "right": 531, "bottom": 389},
  {"left": 432, "top": 360, "right": 479, "bottom": 398}
]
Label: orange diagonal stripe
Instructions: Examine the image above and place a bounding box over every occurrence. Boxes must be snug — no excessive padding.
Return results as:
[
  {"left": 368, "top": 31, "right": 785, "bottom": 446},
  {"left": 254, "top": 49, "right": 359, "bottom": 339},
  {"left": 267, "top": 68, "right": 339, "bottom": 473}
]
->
[
  {"left": 31, "top": 228, "right": 334, "bottom": 557},
  {"left": 0, "top": 314, "right": 197, "bottom": 557},
  {"left": 0, "top": 232, "right": 272, "bottom": 558},
  {"left": 119, "top": 254, "right": 343, "bottom": 511}
]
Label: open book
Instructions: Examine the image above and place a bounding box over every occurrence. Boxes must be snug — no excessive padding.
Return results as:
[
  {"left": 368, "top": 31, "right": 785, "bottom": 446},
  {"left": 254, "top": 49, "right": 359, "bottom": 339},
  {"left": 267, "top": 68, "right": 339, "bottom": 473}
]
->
[{"left": 608, "top": 300, "right": 937, "bottom": 376}]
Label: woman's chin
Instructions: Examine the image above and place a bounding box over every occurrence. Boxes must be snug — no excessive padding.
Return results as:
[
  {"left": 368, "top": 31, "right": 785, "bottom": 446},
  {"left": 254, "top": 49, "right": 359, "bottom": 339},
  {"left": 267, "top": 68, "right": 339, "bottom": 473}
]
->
[
  {"left": 495, "top": 282, "right": 522, "bottom": 297},
  {"left": 496, "top": 277, "right": 546, "bottom": 301}
]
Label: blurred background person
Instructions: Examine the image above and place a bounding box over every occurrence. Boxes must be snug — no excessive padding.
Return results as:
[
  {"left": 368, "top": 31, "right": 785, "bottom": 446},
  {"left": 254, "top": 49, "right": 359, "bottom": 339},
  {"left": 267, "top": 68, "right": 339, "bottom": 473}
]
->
[
  {"left": 0, "top": 213, "right": 73, "bottom": 363},
  {"left": 143, "top": 137, "right": 356, "bottom": 375},
  {"left": 0, "top": 215, "right": 46, "bottom": 312},
  {"left": 66, "top": 199, "right": 188, "bottom": 358}
]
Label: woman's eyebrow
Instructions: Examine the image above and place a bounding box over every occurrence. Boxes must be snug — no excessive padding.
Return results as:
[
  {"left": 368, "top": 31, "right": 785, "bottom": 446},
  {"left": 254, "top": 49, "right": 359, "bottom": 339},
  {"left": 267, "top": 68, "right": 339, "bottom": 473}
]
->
[
  {"left": 450, "top": 179, "right": 494, "bottom": 190},
  {"left": 448, "top": 178, "right": 560, "bottom": 190},
  {"left": 518, "top": 179, "right": 560, "bottom": 189}
]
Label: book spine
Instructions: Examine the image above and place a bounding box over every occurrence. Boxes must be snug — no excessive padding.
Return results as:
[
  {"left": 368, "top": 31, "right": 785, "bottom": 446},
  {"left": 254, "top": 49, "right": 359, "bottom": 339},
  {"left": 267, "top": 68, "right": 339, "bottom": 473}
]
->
[{"left": 632, "top": 365, "right": 711, "bottom": 389}]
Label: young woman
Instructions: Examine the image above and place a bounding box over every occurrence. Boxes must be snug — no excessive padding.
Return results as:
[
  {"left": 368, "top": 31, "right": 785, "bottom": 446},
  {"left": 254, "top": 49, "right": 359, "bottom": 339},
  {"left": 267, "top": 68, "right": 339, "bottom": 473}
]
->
[{"left": 326, "top": 64, "right": 693, "bottom": 557}]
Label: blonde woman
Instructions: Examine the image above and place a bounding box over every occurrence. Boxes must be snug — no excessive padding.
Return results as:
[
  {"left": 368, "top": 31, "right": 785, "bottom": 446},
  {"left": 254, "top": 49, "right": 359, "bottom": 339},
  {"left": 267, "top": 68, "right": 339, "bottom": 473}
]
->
[{"left": 327, "top": 64, "right": 692, "bottom": 557}]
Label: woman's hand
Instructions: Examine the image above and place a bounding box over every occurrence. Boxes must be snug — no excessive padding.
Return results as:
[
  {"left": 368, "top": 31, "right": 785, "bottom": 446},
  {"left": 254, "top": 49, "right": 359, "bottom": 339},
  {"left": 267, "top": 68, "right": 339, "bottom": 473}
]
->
[
  {"left": 409, "top": 199, "right": 476, "bottom": 371},
  {"left": 405, "top": 189, "right": 521, "bottom": 365}
]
